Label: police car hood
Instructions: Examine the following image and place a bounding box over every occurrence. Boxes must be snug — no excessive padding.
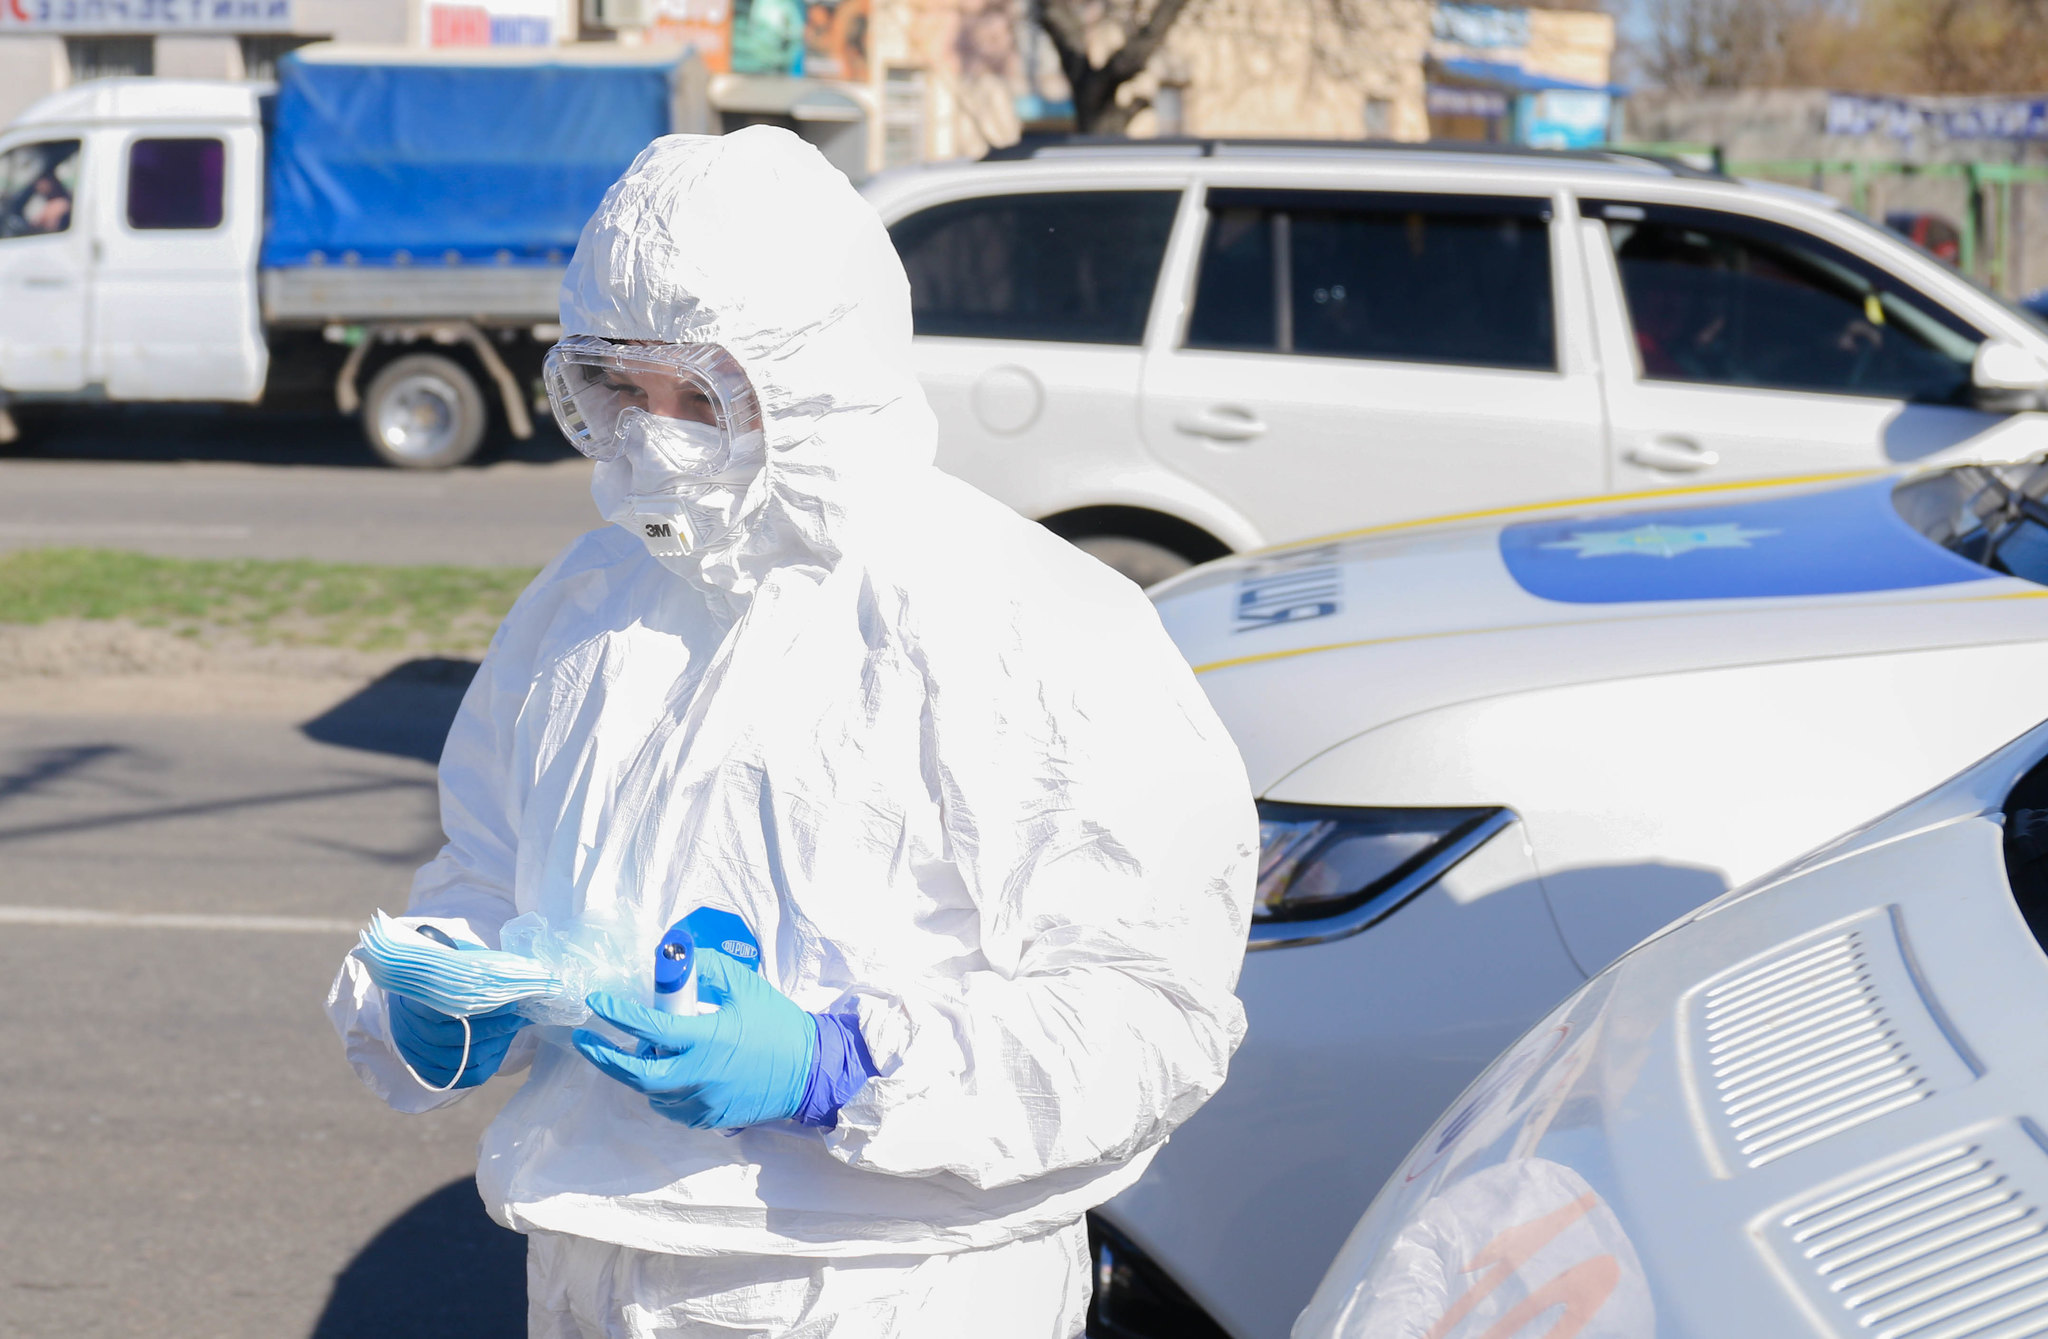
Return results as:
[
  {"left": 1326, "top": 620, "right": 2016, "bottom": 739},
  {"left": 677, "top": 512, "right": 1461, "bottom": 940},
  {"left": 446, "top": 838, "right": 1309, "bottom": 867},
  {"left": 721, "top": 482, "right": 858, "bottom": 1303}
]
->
[
  {"left": 1152, "top": 472, "right": 2048, "bottom": 793},
  {"left": 1294, "top": 716, "right": 2048, "bottom": 1339}
]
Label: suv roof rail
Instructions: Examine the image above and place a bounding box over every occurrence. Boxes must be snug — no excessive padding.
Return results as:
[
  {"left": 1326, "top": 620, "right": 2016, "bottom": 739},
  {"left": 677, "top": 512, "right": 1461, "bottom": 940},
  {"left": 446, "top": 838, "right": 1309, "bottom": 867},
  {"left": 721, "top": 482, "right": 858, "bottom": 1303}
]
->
[{"left": 980, "top": 134, "right": 1733, "bottom": 182}]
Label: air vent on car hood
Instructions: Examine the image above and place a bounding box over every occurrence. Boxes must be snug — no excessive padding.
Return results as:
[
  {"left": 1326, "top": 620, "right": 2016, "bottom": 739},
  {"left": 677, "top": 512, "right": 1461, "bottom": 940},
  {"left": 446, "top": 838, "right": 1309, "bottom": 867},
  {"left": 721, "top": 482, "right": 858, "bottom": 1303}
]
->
[
  {"left": 1765, "top": 1129, "right": 2048, "bottom": 1339},
  {"left": 1704, "top": 931, "right": 1930, "bottom": 1167},
  {"left": 1688, "top": 912, "right": 1975, "bottom": 1173}
]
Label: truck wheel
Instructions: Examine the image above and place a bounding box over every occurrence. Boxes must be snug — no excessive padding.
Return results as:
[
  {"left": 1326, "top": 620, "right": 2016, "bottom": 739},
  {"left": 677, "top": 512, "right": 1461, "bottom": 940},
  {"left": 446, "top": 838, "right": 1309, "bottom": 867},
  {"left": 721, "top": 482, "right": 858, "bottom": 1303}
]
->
[
  {"left": 362, "top": 353, "right": 487, "bottom": 469},
  {"left": 1070, "top": 535, "right": 1196, "bottom": 588},
  {"left": 0, "top": 408, "right": 40, "bottom": 454}
]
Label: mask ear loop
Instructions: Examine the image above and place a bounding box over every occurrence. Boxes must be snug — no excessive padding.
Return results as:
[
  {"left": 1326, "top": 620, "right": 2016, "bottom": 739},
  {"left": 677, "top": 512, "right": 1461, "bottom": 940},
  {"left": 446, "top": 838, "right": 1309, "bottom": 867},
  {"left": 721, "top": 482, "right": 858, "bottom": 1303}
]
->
[{"left": 393, "top": 1004, "right": 473, "bottom": 1094}]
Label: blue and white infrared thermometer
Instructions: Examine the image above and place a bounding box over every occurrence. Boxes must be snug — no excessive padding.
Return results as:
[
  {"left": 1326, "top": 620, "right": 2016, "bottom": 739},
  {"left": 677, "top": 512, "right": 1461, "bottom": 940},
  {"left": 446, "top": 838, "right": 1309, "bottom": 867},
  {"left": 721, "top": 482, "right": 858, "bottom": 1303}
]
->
[{"left": 653, "top": 918, "right": 697, "bottom": 1014}]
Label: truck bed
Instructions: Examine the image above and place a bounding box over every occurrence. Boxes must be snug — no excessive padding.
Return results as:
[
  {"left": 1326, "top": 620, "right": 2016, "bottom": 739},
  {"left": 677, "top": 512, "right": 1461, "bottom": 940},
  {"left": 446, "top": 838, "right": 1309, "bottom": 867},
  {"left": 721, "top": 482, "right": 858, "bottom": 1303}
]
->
[
  {"left": 261, "top": 264, "right": 563, "bottom": 326},
  {"left": 262, "top": 49, "right": 672, "bottom": 300}
]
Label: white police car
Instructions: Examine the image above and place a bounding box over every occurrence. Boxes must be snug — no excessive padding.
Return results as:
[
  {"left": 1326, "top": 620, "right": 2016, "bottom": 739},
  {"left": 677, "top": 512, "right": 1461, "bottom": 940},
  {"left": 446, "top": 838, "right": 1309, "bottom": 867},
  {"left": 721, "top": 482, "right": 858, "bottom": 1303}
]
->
[
  {"left": 1087, "top": 461, "right": 2048, "bottom": 1339},
  {"left": 1296, "top": 699, "right": 2048, "bottom": 1339}
]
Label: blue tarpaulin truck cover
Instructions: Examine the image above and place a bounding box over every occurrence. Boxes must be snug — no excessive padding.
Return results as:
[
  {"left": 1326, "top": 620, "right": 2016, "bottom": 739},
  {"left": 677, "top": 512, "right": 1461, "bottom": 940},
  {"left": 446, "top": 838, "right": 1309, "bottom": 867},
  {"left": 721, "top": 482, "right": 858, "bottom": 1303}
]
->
[{"left": 262, "top": 52, "right": 674, "bottom": 268}]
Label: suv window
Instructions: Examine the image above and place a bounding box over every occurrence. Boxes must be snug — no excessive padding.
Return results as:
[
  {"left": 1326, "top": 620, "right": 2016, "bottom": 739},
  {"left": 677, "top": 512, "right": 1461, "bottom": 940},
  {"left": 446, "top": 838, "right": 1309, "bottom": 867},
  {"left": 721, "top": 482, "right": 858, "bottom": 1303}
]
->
[
  {"left": 1187, "top": 189, "right": 1557, "bottom": 370},
  {"left": 891, "top": 190, "right": 1180, "bottom": 344},
  {"left": 1590, "top": 200, "right": 1982, "bottom": 404},
  {"left": 0, "top": 139, "right": 82, "bottom": 239},
  {"left": 127, "top": 137, "right": 225, "bottom": 231}
]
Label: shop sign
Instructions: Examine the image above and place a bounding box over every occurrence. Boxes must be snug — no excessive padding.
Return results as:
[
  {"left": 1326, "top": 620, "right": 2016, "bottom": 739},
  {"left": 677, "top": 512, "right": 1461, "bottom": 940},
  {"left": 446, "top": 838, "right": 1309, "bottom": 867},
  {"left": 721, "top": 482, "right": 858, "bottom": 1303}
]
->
[
  {"left": 1828, "top": 92, "right": 2048, "bottom": 142},
  {"left": 1427, "top": 85, "right": 1508, "bottom": 119},
  {"left": 0, "top": 0, "right": 295, "bottom": 29},
  {"left": 1523, "top": 89, "right": 1611, "bottom": 149},
  {"left": 427, "top": 0, "right": 555, "bottom": 46},
  {"left": 1432, "top": 3, "right": 1529, "bottom": 50}
]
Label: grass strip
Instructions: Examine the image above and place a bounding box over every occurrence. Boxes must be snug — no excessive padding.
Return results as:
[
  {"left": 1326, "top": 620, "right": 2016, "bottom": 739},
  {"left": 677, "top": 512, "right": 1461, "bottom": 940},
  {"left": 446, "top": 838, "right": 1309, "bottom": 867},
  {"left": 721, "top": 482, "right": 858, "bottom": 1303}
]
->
[{"left": 0, "top": 548, "right": 541, "bottom": 654}]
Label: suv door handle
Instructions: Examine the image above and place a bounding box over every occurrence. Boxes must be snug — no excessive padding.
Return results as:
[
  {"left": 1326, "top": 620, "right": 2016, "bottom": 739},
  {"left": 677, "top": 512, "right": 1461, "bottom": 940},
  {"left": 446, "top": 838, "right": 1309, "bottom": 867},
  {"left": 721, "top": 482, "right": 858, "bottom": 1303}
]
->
[
  {"left": 1175, "top": 406, "right": 1267, "bottom": 442},
  {"left": 1625, "top": 436, "right": 1719, "bottom": 472}
]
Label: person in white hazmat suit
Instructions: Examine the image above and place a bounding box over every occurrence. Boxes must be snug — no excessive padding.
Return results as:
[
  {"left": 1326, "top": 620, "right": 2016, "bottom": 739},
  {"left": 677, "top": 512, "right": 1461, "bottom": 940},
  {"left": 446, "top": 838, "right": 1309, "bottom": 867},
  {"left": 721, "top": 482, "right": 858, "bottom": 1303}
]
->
[{"left": 326, "top": 125, "right": 1256, "bottom": 1338}]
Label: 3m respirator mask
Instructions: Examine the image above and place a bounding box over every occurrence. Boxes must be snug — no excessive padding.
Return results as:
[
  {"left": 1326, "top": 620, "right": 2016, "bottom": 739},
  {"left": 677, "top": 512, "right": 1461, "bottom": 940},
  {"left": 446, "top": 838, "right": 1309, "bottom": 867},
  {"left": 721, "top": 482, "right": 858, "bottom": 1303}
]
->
[{"left": 543, "top": 335, "right": 766, "bottom": 562}]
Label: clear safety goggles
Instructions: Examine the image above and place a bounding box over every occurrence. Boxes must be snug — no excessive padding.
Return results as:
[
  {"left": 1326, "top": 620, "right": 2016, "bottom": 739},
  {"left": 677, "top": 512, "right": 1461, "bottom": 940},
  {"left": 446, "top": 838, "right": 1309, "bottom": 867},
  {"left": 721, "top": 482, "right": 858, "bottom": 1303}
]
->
[{"left": 542, "top": 335, "right": 762, "bottom": 463}]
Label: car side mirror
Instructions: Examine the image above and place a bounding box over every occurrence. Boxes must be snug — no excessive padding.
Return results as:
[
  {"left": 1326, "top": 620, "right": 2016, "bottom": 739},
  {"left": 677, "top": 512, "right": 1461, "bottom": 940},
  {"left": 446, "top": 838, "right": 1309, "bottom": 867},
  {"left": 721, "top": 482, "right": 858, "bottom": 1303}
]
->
[{"left": 1972, "top": 340, "right": 2048, "bottom": 413}]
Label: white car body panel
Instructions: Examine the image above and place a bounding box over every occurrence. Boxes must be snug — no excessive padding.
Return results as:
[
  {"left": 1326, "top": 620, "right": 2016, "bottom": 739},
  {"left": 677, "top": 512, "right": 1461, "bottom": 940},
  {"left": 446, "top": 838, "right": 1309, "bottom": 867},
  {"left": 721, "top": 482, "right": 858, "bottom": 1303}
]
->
[
  {"left": 1297, "top": 717, "right": 2048, "bottom": 1339},
  {"left": 1154, "top": 474, "right": 2048, "bottom": 791},
  {"left": 1137, "top": 186, "right": 1606, "bottom": 538},
  {"left": 1108, "top": 818, "right": 1587, "bottom": 1339},
  {"left": 1280, "top": 644, "right": 2048, "bottom": 971},
  {"left": 1573, "top": 209, "right": 2048, "bottom": 487},
  {"left": 1114, "top": 469, "right": 2048, "bottom": 1338},
  {"left": 863, "top": 153, "right": 2048, "bottom": 554}
]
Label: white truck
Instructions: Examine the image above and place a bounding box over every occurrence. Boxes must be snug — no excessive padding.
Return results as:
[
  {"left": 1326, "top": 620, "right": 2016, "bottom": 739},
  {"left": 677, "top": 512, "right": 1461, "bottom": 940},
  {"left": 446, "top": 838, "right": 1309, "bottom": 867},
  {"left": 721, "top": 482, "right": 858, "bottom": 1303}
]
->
[{"left": 0, "top": 47, "right": 683, "bottom": 467}]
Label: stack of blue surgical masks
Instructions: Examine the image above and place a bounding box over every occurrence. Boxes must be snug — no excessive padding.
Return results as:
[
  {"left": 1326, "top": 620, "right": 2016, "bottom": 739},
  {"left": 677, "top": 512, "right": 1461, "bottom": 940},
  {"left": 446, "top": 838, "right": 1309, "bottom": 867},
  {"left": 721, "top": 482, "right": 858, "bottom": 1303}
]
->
[{"left": 354, "top": 911, "right": 563, "bottom": 1018}]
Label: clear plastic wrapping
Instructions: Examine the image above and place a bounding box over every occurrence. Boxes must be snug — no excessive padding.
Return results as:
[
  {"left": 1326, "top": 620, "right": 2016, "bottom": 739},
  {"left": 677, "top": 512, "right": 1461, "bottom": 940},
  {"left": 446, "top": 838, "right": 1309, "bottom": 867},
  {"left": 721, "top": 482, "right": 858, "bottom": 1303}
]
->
[{"left": 353, "top": 908, "right": 642, "bottom": 1028}]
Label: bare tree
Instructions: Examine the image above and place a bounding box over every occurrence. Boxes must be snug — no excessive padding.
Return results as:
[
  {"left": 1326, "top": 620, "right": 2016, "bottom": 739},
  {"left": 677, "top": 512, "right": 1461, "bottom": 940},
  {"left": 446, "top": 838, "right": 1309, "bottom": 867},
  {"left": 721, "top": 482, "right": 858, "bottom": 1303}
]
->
[
  {"left": 1629, "top": 0, "right": 2048, "bottom": 94},
  {"left": 1036, "top": 0, "right": 1609, "bottom": 137},
  {"left": 1035, "top": 0, "right": 1201, "bottom": 134},
  {"left": 1635, "top": 0, "right": 1824, "bottom": 90},
  {"left": 1911, "top": 0, "right": 2048, "bottom": 92}
]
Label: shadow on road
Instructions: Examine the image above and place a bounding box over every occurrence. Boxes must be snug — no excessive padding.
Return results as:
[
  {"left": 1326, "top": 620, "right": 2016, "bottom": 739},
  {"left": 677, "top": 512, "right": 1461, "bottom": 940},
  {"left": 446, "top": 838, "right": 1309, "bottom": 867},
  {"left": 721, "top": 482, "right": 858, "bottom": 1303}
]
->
[
  {"left": 302, "top": 658, "right": 482, "bottom": 764},
  {"left": 0, "top": 743, "right": 128, "bottom": 803},
  {"left": 7, "top": 405, "right": 577, "bottom": 469},
  {"left": 310, "top": 1177, "right": 527, "bottom": 1339}
]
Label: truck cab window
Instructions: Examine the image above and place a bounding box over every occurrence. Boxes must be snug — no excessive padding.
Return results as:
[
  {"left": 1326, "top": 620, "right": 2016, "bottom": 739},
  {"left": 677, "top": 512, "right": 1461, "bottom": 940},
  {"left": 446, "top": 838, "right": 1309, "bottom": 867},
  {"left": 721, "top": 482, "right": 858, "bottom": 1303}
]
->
[
  {"left": 0, "top": 139, "right": 82, "bottom": 239},
  {"left": 1187, "top": 190, "right": 1557, "bottom": 370},
  {"left": 890, "top": 190, "right": 1181, "bottom": 344},
  {"left": 1592, "top": 200, "right": 1983, "bottom": 404},
  {"left": 127, "top": 137, "right": 225, "bottom": 231}
]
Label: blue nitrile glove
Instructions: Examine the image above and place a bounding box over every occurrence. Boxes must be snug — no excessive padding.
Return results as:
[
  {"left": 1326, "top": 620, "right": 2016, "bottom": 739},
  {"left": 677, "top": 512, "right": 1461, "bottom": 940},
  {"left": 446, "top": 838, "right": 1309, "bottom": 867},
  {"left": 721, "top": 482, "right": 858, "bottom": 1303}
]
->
[
  {"left": 387, "top": 940, "right": 530, "bottom": 1090},
  {"left": 573, "top": 950, "right": 875, "bottom": 1130}
]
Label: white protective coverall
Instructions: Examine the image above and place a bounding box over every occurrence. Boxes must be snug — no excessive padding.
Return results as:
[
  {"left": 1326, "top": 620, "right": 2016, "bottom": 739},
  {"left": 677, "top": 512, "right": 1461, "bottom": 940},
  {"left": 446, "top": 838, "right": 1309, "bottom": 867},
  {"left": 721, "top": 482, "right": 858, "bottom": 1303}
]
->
[{"left": 327, "top": 126, "right": 1257, "bottom": 1338}]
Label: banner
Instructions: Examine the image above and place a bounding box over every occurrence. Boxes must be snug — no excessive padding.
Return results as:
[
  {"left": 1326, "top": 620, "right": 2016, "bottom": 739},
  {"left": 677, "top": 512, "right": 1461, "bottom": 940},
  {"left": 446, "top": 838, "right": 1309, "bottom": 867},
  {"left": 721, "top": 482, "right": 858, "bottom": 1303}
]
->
[
  {"left": 802, "top": 0, "right": 865, "bottom": 81},
  {"left": 729, "top": 0, "right": 801, "bottom": 74},
  {"left": 0, "top": 0, "right": 295, "bottom": 29},
  {"left": 1828, "top": 92, "right": 2048, "bottom": 142},
  {"left": 728, "top": 0, "right": 866, "bottom": 79},
  {"left": 648, "top": 0, "right": 729, "bottom": 72}
]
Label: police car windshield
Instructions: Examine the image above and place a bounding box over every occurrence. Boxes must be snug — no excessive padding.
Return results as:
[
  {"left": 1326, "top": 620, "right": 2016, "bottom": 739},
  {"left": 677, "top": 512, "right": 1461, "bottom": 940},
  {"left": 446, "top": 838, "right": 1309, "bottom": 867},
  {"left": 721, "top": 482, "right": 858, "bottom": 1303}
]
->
[{"left": 1894, "top": 461, "right": 2048, "bottom": 586}]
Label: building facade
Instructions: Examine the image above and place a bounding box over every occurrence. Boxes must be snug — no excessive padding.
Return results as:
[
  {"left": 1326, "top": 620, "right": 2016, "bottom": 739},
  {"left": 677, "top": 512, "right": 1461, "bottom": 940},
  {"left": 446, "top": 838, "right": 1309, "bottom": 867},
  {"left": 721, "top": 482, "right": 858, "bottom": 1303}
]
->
[
  {"left": 0, "top": 1, "right": 578, "bottom": 124},
  {"left": 0, "top": 0, "right": 1618, "bottom": 173}
]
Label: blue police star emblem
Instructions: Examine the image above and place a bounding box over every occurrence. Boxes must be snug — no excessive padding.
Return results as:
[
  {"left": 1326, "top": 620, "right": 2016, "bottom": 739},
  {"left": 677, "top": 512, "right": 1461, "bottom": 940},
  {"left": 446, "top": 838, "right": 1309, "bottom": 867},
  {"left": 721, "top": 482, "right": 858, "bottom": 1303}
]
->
[{"left": 1540, "top": 522, "right": 1780, "bottom": 559}]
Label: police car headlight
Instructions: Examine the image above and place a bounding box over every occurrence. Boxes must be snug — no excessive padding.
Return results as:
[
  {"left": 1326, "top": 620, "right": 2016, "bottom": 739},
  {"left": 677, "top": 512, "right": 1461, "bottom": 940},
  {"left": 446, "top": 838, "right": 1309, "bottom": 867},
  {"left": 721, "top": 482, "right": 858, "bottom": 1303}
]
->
[
  {"left": 1294, "top": 975, "right": 1651, "bottom": 1339},
  {"left": 1251, "top": 803, "right": 1512, "bottom": 946}
]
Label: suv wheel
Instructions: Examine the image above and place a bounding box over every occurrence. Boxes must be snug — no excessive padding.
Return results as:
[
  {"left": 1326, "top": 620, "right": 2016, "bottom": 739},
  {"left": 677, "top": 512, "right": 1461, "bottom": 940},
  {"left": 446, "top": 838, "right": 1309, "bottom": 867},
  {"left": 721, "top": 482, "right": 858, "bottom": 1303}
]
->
[
  {"left": 1070, "top": 535, "right": 1197, "bottom": 589},
  {"left": 362, "top": 353, "right": 488, "bottom": 469}
]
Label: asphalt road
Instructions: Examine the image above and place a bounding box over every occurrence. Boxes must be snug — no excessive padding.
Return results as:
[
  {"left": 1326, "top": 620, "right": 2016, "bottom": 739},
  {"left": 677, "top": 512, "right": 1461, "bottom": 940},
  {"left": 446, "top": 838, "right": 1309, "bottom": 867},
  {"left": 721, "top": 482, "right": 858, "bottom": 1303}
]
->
[
  {"left": 0, "top": 406, "right": 599, "bottom": 567},
  {"left": 0, "top": 677, "right": 535, "bottom": 1339},
  {"left": 0, "top": 405, "right": 567, "bottom": 1339}
]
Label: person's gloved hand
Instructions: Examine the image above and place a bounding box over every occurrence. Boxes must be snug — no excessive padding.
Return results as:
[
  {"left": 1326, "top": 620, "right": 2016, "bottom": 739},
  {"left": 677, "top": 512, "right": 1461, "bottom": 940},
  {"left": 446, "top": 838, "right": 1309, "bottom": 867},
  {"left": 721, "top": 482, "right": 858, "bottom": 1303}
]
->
[
  {"left": 573, "top": 950, "right": 821, "bottom": 1130},
  {"left": 386, "top": 939, "right": 531, "bottom": 1091}
]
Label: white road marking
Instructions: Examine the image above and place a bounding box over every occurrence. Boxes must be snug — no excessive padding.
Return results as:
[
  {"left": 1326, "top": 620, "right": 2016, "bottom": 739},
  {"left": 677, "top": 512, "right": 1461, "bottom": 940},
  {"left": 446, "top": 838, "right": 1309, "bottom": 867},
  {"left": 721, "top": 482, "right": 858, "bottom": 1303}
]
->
[
  {"left": 0, "top": 522, "right": 253, "bottom": 538},
  {"left": 0, "top": 904, "right": 358, "bottom": 934}
]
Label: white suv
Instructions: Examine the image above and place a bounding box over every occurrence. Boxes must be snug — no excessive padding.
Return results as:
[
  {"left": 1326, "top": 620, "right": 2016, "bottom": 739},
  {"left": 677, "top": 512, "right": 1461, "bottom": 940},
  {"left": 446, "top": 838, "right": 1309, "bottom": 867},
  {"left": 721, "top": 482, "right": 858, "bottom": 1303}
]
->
[{"left": 862, "top": 140, "right": 2048, "bottom": 583}]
